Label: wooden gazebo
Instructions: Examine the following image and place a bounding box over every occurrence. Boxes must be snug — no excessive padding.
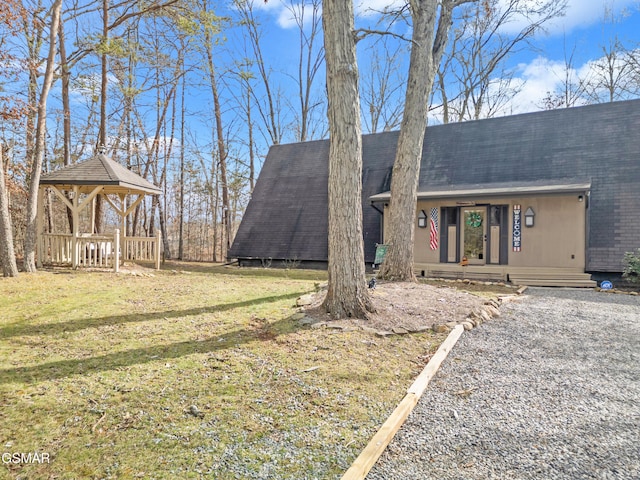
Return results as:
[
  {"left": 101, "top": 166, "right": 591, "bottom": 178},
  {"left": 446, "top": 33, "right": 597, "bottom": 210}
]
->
[{"left": 37, "top": 154, "right": 163, "bottom": 271}]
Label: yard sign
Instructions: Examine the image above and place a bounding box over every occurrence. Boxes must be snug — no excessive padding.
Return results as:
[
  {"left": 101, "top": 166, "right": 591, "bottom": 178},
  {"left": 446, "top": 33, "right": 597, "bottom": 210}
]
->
[{"left": 513, "top": 204, "right": 521, "bottom": 252}]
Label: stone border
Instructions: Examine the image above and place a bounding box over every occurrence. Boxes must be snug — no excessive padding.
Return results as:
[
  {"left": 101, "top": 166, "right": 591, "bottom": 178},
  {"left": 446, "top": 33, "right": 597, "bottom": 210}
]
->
[
  {"left": 294, "top": 281, "right": 523, "bottom": 337},
  {"left": 595, "top": 286, "right": 639, "bottom": 296}
]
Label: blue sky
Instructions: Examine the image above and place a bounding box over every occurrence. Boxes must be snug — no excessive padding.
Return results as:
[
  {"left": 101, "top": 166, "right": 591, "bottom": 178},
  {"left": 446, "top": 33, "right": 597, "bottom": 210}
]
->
[
  {"left": 243, "top": 0, "right": 640, "bottom": 120},
  {"left": 19, "top": 0, "right": 638, "bottom": 184}
]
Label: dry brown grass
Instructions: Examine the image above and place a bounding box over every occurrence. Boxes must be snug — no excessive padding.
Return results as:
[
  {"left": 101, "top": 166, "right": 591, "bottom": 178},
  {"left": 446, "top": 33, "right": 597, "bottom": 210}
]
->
[{"left": 0, "top": 262, "right": 452, "bottom": 479}]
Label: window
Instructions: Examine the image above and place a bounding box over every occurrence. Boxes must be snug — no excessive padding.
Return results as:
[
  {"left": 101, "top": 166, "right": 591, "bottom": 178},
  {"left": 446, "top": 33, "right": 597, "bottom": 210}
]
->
[{"left": 490, "top": 205, "right": 501, "bottom": 226}]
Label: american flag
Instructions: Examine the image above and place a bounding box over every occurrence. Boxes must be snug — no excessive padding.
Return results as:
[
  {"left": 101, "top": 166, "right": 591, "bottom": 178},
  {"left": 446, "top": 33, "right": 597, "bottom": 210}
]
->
[{"left": 429, "top": 208, "right": 439, "bottom": 250}]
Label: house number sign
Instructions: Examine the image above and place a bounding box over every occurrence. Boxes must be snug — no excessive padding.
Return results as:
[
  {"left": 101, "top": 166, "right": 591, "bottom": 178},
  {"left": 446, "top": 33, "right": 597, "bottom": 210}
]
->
[{"left": 513, "top": 204, "right": 522, "bottom": 252}]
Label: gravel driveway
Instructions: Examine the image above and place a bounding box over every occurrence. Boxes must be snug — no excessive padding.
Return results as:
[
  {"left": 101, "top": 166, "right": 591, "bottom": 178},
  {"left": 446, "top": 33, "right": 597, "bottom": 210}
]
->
[{"left": 367, "top": 288, "right": 640, "bottom": 480}]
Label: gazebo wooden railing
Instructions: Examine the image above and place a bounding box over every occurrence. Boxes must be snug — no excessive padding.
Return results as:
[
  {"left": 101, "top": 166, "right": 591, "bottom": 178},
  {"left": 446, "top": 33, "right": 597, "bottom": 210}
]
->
[{"left": 39, "top": 229, "right": 162, "bottom": 272}]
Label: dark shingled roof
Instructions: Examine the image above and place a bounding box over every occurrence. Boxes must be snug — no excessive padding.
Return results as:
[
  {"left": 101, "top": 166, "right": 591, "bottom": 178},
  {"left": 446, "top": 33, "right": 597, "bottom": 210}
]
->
[
  {"left": 230, "top": 99, "right": 640, "bottom": 272},
  {"left": 40, "top": 154, "right": 161, "bottom": 195}
]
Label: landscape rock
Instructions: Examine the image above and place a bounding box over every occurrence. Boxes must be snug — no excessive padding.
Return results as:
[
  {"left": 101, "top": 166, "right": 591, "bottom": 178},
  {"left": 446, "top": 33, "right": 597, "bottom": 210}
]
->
[
  {"left": 360, "top": 326, "right": 378, "bottom": 334},
  {"left": 296, "top": 294, "right": 315, "bottom": 306},
  {"left": 298, "top": 316, "right": 316, "bottom": 326},
  {"left": 326, "top": 324, "right": 344, "bottom": 330},
  {"left": 376, "top": 330, "right": 395, "bottom": 337},
  {"left": 432, "top": 324, "right": 452, "bottom": 334},
  {"left": 392, "top": 327, "right": 409, "bottom": 335}
]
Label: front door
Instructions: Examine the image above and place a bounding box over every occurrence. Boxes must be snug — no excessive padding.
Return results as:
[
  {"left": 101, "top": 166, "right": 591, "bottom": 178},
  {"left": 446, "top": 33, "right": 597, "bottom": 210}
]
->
[{"left": 461, "top": 208, "right": 486, "bottom": 265}]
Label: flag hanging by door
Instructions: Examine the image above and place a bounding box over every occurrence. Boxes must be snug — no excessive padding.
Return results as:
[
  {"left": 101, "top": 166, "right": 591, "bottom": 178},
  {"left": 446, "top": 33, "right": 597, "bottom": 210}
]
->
[{"left": 429, "top": 208, "right": 439, "bottom": 250}]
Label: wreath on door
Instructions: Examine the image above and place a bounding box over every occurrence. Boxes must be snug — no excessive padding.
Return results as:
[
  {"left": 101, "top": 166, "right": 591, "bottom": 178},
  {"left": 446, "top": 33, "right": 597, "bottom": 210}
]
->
[{"left": 466, "top": 212, "right": 483, "bottom": 228}]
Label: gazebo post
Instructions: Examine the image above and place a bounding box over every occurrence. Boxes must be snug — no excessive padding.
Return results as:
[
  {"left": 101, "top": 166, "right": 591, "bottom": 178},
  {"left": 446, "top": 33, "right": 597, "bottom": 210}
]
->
[
  {"left": 155, "top": 229, "right": 162, "bottom": 270},
  {"left": 71, "top": 185, "right": 80, "bottom": 269},
  {"left": 36, "top": 186, "right": 45, "bottom": 268},
  {"left": 90, "top": 195, "right": 96, "bottom": 234},
  {"left": 119, "top": 193, "right": 127, "bottom": 266},
  {"left": 113, "top": 228, "right": 120, "bottom": 273}
]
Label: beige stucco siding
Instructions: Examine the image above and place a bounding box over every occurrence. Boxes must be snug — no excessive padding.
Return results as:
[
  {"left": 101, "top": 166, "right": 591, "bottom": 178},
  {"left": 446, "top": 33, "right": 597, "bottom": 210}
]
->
[
  {"left": 384, "top": 193, "right": 587, "bottom": 270},
  {"left": 412, "top": 202, "right": 442, "bottom": 264},
  {"left": 508, "top": 195, "right": 586, "bottom": 269}
]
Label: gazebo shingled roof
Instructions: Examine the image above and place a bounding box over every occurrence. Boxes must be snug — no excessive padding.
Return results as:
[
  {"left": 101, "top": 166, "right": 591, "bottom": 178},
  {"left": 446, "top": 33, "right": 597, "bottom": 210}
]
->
[{"left": 39, "top": 153, "right": 161, "bottom": 195}]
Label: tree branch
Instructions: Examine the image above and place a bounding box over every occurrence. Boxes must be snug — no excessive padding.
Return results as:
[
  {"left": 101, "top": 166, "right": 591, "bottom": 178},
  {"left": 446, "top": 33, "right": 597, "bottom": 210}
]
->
[{"left": 353, "top": 28, "right": 413, "bottom": 44}]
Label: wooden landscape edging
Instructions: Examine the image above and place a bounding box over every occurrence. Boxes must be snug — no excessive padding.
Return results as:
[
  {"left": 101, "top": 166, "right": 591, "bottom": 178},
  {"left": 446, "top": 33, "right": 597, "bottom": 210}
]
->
[{"left": 341, "top": 325, "right": 465, "bottom": 480}]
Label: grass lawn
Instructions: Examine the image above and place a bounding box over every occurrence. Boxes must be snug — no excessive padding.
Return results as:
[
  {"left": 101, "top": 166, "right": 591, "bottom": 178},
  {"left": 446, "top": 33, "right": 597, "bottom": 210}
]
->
[{"left": 0, "top": 263, "right": 446, "bottom": 479}]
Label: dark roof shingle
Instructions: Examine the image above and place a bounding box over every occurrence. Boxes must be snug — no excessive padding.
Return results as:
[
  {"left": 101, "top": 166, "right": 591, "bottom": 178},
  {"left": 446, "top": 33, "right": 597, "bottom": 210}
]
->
[{"left": 230, "top": 99, "right": 640, "bottom": 271}]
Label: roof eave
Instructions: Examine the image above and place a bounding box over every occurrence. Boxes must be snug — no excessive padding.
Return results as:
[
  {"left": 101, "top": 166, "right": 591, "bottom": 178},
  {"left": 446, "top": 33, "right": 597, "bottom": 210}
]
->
[
  {"left": 370, "top": 182, "right": 592, "bottom": 202},
  {"left": 39, "top": 180, "right": 162, "bottom": 195}
]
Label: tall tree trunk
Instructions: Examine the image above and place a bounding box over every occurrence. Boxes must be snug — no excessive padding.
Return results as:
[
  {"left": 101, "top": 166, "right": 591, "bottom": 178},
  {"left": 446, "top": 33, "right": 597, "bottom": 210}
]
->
[
  {"left": 178, "top": 55, "right": 186, "bottom": 260},
  {"left": 246, "top": 85, "right": 255, "bottom": 192},
  {"left": 204, "top": 29, "right": 230, "bottom": 260},
  {"left": 94, "top": 0, "right": 109, "bottom": 235},
  {"left": 23, "top": 0, "right": 62, "bottom": 272},
  {"left": 321, "top": 0, "right": 373, "bottom": 319},
  {"left": 158, "top": 85, "right": 177, "bottom": 260},
  {"left": 0, "top": 145, "right": 19, "bottom": 277},
  {"left": 58, "top": 18, "right": 74, "bottom": 232},
  {"left": 236, "top": 0, "right": 282, "bottom": 145},
  {"left": 378, "top": 0, "right": 457, "bottom": 281}
]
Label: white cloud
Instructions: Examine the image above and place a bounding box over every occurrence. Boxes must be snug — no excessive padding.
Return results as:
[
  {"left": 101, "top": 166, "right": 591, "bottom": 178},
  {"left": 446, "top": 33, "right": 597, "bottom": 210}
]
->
[
  {"left": 239, "top": 1, "right": 321, "bottom": 30},
  {"left": 274, "top": 2, "right": 322, "bottom": 29},
  {"left": 550, "top": 0, "right": 638, "bottom": 33},
  {"left": 249, "top": 0, "right": 285, "bottom": 13},
  {"left": 497, "top": 0, "right": 638, "bottom": 37},
  {"left": 275, "top": 7, "right": 300, "bottom": 29},
  {"left": 259, "top": 0, "right": 404, "bottom": 28},
  {"left": 490, "top": 46, "right": 639, "bottom": 115},
  {"left": 506, "top": 57, "right": 571, "bottom": 112}
]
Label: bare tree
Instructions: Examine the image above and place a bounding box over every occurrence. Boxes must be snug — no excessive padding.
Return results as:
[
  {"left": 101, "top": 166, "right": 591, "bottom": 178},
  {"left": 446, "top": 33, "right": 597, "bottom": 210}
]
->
[
  {"left": 539, "top": 40, "right": 587, "bottom": 110},
  {"left": 231, "top": 67, "right": 258, "bottom": 192},
  {"left": 0, "top": 0, "right": 26, "bottom": 277},
  {"left": 23, "top": 0, "right": 62, "bottom": 272},
  {"left": 582, "top": 39, "right": 639, "bottom": 103},
  {"left": 283, "top": 0, "right": 325, "bottom": 142},
  {"left": 361, "top": 38, "right": 406, "bottom": 133},
  {"left": 437, "top": 0, "right": 567, "bottom": 122},
  {"left": 0, "top": 144, "right": 18, "bottom": 276},
  {"left": 321, "top": 0, "right": 374, "bottom": 319},
  {"left": 199, "top": 3, "right": 232, "bottom": 260},
  {"left": 234, "top": 0, "right": 283, "bottom": 145},
  {"left": 378, "top": 0, "right": 467, "bottom": 282}
]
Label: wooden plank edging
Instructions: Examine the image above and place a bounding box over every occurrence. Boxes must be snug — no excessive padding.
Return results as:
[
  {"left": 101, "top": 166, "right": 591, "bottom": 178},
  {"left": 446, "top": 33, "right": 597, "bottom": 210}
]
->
[{"left": 341, "top": 325, "right": 465, "bottom": 480}]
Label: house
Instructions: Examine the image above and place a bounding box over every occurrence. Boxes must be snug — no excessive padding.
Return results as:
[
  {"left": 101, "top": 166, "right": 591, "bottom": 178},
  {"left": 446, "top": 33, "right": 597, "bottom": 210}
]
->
[{"left": 229, "top": 99, "right": 640, "bottom": 286}]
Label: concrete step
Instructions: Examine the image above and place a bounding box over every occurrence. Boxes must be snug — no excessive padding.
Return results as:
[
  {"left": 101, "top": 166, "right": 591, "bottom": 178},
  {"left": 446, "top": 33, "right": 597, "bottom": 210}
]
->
[
  {"left": 509, "top": 273, "right": 593, "bottom": 279},
  {"left": 509, "top": 276, "right": 597, "bottom": 288}
]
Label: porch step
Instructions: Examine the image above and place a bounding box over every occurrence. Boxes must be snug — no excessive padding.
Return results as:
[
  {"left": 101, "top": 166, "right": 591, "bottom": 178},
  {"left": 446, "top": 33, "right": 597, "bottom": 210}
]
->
[
  {"left": 423, "top": 269, "right": 505, "bottom": 282},
  {"left": 508, "top": 273, "right": 596, "bottom": 288}
]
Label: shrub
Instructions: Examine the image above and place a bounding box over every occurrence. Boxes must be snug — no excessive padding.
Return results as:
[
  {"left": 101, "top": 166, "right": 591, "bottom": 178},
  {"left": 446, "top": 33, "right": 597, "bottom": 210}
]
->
[
  {"left": 281, "top": 257, "right": 300, "bottom": 270},
  {"left": 622, "top": 248, "right": 640, "bottom": 283}
]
